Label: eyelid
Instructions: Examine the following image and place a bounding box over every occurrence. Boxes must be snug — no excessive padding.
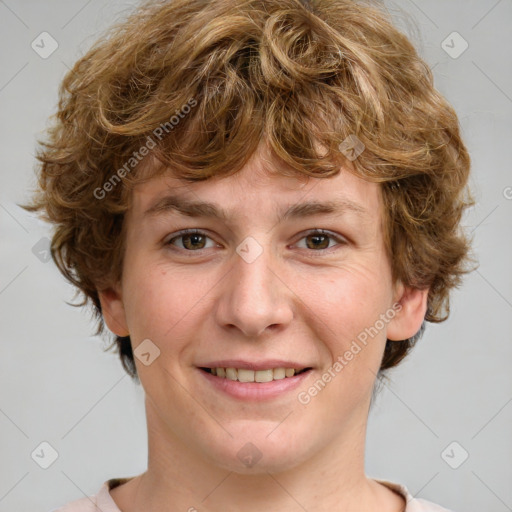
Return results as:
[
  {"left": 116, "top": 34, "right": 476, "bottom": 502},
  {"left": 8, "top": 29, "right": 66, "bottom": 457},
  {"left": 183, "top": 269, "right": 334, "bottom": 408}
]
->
[
  {"left": 292, "top": 229, "right": 347, "bottom": 252},
  {"left": 295, "top": 228, "right": 346, "bottom": 242},
  {"left": 164, "top": 228, "right": 218, "bottom": 248},
  {"left": 164, "top": 228, "right": 347, "bottom": 253}
]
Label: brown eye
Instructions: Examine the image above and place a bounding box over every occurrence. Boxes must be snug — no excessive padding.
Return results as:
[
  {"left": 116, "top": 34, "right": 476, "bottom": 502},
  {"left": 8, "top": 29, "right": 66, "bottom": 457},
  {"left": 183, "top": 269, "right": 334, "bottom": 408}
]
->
[
  {"left": 296, "top": 230, "right": 346, "bottom": 252},
  {"left": 166, "top": 230, "right": 214, "bottom": 251},
  {"left": 305, "top": 233, "right": 330, "bottom": 250},
  {"left": 180, "top": 233, "right": 207, "bottom": 250}
]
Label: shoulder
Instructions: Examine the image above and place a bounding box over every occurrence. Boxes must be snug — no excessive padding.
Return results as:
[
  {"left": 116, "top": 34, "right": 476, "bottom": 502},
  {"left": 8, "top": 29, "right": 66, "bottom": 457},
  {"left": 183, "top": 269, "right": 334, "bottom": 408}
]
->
[
  {"left": 50, "top": 496, "right": 97, "bottom": 512},
  {"left": 50, "top": 478, "right": 129, "bottom": 512},
  {"left": 375, "top": 479, "right": 456, "bottom": 512},
  {"left": 406, "top": 497, "right": 455, "bottom": 512}
]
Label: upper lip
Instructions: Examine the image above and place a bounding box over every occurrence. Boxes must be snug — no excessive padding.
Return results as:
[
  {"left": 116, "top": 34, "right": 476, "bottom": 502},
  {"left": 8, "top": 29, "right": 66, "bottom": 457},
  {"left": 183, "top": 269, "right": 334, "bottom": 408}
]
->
[{"left": 197, "top": 360, "right": 312, "bottom": 371}]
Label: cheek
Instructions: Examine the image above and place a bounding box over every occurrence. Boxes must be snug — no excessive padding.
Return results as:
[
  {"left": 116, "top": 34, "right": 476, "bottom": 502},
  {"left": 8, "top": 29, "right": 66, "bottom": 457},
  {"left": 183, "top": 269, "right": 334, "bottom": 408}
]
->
[
  {"left": 295, "top": 261, "right": 391, "bottom": 345},
  {"left": 293, "top": 262, "right": 392, "bottom": 408},
  {"left": 122, "top": 259, "right": 215, "bottom": 343}
]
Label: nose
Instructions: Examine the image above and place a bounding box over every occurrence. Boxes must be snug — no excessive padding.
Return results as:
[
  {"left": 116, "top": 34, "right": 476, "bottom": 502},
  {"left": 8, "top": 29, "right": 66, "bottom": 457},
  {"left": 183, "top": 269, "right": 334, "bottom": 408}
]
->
[{"left": 214, "top": 240, "right": 294, "bottom": 338}]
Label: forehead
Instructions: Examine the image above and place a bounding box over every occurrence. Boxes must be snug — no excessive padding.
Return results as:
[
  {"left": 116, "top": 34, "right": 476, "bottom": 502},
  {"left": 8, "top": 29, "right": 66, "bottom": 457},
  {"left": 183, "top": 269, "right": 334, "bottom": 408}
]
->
[{"left": 129, "top": 151, "right": 382, "bottom": 226}]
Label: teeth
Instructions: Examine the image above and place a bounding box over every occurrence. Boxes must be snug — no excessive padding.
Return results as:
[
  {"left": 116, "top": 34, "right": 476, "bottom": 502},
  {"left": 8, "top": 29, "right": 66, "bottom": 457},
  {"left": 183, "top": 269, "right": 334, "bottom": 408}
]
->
[
  {"left": 255, "top": 369, "right": 274, "bottom": 383},
  {"left": 273, "top": 367, "right": 286, "bottom": 380},
  {"left": 238, "top": 368, "right": 255, "bottom": 382},
  {"left": 226, "top": 367, "right": 237, "bottom": 381},
  {"left": 208, "top": 367, "right": 305, "bottom": 382}
]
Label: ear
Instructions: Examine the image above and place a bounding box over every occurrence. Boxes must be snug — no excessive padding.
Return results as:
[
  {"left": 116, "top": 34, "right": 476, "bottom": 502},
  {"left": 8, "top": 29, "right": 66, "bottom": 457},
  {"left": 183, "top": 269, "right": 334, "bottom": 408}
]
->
[
  {"left": 386, "top": 281, "right": 429, "bottom": 341},
  {"left": 98, "top": 284, "right": 130, "bottom": 337}
]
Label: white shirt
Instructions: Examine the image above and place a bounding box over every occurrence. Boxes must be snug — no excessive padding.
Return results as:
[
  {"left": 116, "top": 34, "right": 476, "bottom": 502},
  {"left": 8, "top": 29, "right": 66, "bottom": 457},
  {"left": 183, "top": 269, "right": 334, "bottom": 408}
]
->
[{"left": 52, "top": 477, "right": 455, "bottom": 511}]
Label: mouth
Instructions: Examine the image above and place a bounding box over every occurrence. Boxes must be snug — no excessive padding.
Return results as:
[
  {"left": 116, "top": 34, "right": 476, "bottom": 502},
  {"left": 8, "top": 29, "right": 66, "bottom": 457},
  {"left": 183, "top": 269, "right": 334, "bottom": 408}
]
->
[
  {"left": 197, "top": 363, "right": 314, "bottom": 401},
  {"left": 199, "top": 366, "right": 312, "bottom": 383}
]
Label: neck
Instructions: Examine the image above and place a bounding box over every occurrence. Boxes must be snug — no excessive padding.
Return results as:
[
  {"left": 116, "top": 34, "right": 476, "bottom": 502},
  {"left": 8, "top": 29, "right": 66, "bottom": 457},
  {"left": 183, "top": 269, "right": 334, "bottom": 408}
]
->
[{"left": 112, "top": 397, "right": 404, "bottom": 512}]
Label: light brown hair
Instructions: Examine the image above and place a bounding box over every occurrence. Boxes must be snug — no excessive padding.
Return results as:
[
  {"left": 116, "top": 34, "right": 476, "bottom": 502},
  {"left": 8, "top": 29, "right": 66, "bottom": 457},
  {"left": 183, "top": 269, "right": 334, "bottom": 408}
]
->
[{"left": 23, "top": 0, "right": 476, "bottom": 380}]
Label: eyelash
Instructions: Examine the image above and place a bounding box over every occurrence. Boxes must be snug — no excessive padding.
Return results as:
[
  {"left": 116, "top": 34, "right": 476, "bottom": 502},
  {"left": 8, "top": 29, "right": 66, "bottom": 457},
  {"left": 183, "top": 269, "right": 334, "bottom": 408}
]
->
[{"left": 164, "top": 228, "right": 347, "bottom": 256}]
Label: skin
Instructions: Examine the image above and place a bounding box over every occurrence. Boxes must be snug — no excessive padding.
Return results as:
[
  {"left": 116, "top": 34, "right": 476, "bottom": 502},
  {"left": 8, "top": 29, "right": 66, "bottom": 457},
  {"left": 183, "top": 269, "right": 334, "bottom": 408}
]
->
[{"left": 100, "top": 142, "right": 428, "bottom": 511}]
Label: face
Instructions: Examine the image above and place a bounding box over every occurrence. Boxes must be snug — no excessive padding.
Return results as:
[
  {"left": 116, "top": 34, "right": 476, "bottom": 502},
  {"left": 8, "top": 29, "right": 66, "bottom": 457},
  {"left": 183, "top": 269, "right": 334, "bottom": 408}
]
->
[{"left": 100, "top": 144, "right": 428, "bottom": 474}]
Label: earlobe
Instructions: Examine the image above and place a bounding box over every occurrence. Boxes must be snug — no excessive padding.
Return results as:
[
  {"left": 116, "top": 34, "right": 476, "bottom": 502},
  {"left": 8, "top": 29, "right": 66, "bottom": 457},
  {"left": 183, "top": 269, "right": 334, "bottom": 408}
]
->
[
  {"left": 98, "top": 285, "right": 130, "bottom": 337},
  {"left": 386, "top": 284, "right": 429, "bottom": 341}
]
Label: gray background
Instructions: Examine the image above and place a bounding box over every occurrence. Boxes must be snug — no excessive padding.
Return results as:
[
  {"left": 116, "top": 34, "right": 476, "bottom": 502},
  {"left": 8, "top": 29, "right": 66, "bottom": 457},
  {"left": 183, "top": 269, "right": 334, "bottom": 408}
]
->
[{"left": 1, "top": 0, "right": 511, "bottom": 511}]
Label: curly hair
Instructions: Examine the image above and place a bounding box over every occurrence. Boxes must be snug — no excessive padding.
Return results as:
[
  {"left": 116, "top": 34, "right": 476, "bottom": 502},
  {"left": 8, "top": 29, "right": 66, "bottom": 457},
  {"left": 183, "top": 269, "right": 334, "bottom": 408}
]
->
[{"left": 23, "top": 0, "right": 476, "bottom": 381}]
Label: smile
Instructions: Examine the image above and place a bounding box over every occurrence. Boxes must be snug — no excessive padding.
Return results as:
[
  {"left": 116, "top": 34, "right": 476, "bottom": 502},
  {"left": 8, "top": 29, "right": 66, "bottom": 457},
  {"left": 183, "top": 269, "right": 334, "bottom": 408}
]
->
[
  {"left": 198, "top": 365, "right": 313, "bottom": 401},
  {"left": 200, "top": 367, "right": 311, "bottom": 382}
]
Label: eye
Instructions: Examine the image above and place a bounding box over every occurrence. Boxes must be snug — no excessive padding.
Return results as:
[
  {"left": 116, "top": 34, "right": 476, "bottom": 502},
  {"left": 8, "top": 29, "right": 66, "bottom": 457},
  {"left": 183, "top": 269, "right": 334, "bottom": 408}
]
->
[
  {"left": 295, "top": 229, "right": 347, "bottom": 251},
  {"left": 165, "top": 229, "right": 217, "bottom": 251},
  {"left": 164, "top": 228, "right": 347, "bottom": 254}
]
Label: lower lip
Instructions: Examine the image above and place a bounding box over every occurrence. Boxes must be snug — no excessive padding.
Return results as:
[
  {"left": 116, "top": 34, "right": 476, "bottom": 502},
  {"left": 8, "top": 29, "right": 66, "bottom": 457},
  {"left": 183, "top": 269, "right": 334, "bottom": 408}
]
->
[{"left": 197, "top": 368, "right": 313, "bottom": 401}]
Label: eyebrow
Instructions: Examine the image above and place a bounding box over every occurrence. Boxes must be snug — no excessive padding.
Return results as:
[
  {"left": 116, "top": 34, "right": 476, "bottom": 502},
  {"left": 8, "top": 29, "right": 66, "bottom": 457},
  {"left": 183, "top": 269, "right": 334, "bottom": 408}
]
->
[{"left": 143, "top": 194, "right": 369, "bottom": 223}]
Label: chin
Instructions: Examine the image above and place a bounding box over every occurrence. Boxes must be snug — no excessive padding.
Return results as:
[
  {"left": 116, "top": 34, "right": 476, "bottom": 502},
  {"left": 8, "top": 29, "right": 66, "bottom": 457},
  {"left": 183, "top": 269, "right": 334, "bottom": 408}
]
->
[{"left": 205, "top": 424, "right": 314, "bottom": 474}]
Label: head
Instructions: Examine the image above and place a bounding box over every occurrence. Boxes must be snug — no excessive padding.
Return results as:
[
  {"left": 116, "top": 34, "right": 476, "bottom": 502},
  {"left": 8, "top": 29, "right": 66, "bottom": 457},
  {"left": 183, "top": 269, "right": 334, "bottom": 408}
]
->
[{"left": 24, "top": 0, "right": 475, "bottom": 468}]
